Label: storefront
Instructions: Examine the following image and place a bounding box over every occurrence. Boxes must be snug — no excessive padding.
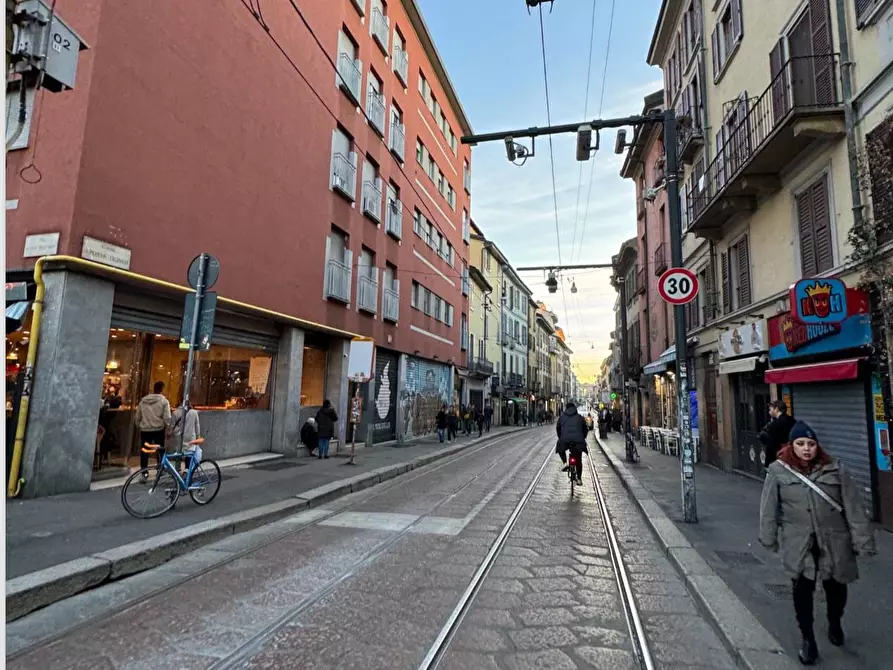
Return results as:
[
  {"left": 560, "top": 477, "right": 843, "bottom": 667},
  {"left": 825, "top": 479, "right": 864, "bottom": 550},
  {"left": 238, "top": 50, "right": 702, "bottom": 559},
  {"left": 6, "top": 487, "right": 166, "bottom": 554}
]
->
[
  {"left": 765, "top": 280, "right": 880, "bottom": 524},
  {"left": 718, "top": 317, "right": 770, "bottom": 476},
  {"left": 367, "top": 348, "right": 398, "bottom": 443},
  {"left": 6, "top": 281, "right": 34, "bottom": 475},
  {"left": 399, "top": 355, "right": 452, "bottom": 441}
]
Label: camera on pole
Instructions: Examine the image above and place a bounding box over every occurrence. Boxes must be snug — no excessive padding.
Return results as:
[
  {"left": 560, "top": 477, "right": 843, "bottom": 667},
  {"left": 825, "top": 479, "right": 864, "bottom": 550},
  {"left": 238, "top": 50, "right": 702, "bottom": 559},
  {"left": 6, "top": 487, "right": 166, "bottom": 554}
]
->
[
  {"left": 575, "top": 124, "right": 598, "bottom": 162},
  {"left": 614, "top": 128, "right": 628, "bottom": 155}
]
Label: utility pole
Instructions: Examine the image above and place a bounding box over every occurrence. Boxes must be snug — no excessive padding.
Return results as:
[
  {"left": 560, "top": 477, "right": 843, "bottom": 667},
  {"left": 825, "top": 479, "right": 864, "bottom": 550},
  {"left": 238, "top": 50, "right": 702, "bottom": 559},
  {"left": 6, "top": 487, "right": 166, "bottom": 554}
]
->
[
  {"left": 663, "top": 109, "right": 697, "bottom": 523},
  {"left": 462, "top": 107, "right": 697, "bottom": 523}
]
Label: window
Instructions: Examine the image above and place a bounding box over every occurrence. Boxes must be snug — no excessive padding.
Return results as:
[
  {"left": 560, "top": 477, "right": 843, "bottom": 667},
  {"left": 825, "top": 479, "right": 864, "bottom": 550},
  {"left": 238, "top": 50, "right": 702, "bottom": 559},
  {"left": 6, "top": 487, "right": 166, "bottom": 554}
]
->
[
  {"left": 331, "top": 128, "right": 358, "bottom": 200},
  {"left": 426, "top": 221, "right": 435, "bottom": 248},
  {"left": 463, "top": 160, "right": 471, "bottom": 193},
  {"left": 413, "top": 208, "right": 423, "bottom": 237},
  {"left": 366, "top": 69, "right": 385, "bottom": 135},
  {"left": 418, "top": 71, "right": 429, "bottom": 100},
  {"left": 361, "top": 158, "right": 383, "bottom": 221},
  {"left": 437, "top": 170, "right": 445, "bottom": 195},
  {"left": 447, "top": 185, "right": 456, "bottom": 209},
  {"left": 427, "top": 155, "right": 436, "bottom": 181},
  {"left": 461, "top": 313, "right": 468, "bottom": 350},
  {"left": 336, "top": 29, "right": 362, "bottom": 102},
  {"left": 711, "top": 0, "right": 743, "bottom": 81},
  {"left": 796, "top": 174, "right": 835, "bottom": 277},
  {"left": 721, "top": 234, "right": 751, "bottom": 313}
]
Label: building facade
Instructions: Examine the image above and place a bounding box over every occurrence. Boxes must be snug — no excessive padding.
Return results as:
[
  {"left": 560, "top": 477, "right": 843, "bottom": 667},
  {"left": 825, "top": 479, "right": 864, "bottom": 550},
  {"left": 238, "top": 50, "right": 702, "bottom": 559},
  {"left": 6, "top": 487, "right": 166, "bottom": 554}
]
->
[
  {"left": 647, "top": 0, "right": 893, "bottom": 526},
  {"left": 5, "top": 0, "right": 473, "bottom": 496},
  {"left": 499, "top": 262, "right": 532, "bottom": 425}
]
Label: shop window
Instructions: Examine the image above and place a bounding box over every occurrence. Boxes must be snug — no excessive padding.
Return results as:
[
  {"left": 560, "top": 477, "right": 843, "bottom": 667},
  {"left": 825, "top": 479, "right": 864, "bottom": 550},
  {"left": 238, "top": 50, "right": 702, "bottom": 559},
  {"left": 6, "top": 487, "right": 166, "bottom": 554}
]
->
[{"left": 301, "top": 346, "right": 327, "bottom": 406}]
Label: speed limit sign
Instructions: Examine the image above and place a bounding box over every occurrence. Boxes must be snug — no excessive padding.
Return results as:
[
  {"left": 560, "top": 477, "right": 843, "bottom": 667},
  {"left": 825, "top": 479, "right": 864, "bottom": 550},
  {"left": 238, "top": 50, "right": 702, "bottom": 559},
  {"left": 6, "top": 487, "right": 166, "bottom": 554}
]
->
[{"left": 658, "top": 268, "right": 699, "bottom": 305}]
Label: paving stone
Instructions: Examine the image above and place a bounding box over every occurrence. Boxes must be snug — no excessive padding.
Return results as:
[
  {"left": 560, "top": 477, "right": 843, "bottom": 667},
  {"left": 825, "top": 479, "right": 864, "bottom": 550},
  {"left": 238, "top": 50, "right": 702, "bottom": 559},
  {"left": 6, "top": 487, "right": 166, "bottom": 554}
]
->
[
  {"left": 467, "top": 608, "right": 519, "bottom": 629},
  {"left": 524, "top": 590, "right": 581, "bottom": 608},
  {"left": 440, "top": 650, "right": 501, "bottom": 670},
  {"left": 501, "top": 648, "right": 579, "bottom": 670},
  {"left": 530, "top": 565, "right": 579, "bottom": 578},
  {"left": 582, "top": 564, "right": 616, "bottom": 579},
  {"left": 453, "top": 626, "right": 511, "bottom": 653},
  {"left": 572, "top": 646, "right": 638, "bottom": 669},
  {"left": 488, "top": 565, "right": 534, "bottom": 579},
  {"left": 572, "top": 625, "right": 630, "bottom": 648},
  {"left": 634, "top": 593, "right": 700, "bottom": 614},
  {"left": 518, "top": 607, "right": 578, "bottom": 627},
  {"left": 525, "top": 576, "right": 576, "bottom": 592},
  {"left": 481, "top": 578, "right": 526, "bottom": 594},
  {"left": 509, "top": 626, "right": 579, "bottom": 650},
  {"left": 572, "top": 576, "right": 617, "bottom": 593}
]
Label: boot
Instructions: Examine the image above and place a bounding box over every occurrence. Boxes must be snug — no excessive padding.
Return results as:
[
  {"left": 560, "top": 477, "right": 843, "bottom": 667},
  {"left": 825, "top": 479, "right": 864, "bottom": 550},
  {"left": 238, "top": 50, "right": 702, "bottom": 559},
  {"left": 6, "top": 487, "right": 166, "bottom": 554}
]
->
[
  {"left": 828, "top": 620, "right": 844, "bottom": 647},
  {"left": 793, "top": 577, "right": 819, "bottom": 665},
  {"left": 799, "top": 636, "right": 818, "bottom": 665},
  {"left": 824, "top": 579, "right": 847, "bottom": 647}
]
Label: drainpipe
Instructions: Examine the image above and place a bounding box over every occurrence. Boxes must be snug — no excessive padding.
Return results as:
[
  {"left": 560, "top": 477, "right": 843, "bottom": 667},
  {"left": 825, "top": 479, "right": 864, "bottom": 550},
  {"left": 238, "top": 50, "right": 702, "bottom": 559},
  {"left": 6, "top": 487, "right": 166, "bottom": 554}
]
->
[{"left": 834, "top": 0, "right": 865, "bottom": 227}]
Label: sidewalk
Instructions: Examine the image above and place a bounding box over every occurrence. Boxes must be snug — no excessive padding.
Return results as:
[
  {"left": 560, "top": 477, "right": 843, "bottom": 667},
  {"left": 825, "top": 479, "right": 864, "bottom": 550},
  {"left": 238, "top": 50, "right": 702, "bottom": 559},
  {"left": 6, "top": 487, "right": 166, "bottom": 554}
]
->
[
  {"left": 6, "top": 426, "right": 523, "bottom": 581},
  {"left": 599, "top": 433, "right": 891, "bottom": 669}
]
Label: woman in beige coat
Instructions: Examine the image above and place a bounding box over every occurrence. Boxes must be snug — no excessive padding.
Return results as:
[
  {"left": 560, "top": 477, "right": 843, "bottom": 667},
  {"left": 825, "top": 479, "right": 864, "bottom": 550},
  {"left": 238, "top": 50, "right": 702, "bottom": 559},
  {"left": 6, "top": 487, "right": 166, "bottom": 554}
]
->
[{"left": 759, "top": 420, "right": 875, "bottom": 665}]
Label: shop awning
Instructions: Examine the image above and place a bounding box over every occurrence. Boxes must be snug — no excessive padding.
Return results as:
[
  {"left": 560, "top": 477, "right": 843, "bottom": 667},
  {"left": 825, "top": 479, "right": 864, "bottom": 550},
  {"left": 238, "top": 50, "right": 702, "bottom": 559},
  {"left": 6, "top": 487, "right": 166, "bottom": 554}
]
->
[
  {"left": 6, "top": 301, "right": 31, "bottom": 332},
  {"left": 764, "top": 358, "right": 864, "bottom": 385},
  {"left": 719, "top": 355, "right": 766, "bottom": 375},
  {"left": 643, "top": 345, "right": 676, "bottom": 376}
]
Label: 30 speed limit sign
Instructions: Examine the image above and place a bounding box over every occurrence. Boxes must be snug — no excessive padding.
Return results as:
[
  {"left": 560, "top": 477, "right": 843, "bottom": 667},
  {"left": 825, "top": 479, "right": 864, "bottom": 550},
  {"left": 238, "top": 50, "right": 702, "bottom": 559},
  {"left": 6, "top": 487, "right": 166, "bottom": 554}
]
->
[{"left": 658, "top": 268, "right": 699, "bottom": 305}]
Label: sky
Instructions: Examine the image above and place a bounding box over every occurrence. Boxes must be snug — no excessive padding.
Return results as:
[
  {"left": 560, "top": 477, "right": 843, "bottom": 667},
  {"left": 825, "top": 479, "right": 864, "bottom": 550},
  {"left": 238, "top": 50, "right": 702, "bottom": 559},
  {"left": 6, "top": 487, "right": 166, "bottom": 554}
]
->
[{"left": 417, "top": 0, "right": 664, "bottom": 383}]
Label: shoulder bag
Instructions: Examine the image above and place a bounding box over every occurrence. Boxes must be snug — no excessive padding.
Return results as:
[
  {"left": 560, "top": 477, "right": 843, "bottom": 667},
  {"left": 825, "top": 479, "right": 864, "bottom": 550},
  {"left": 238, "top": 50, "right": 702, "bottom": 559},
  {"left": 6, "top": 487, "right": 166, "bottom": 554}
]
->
[{"left": 779, "top": 462, "right": 844, "bottom": 514}]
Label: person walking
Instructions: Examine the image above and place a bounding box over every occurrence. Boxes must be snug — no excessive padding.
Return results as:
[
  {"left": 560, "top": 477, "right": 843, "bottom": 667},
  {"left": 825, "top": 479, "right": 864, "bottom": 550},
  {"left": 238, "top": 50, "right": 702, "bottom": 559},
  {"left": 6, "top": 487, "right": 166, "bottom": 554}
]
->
[
  {"left": 484, "top": 403, "right": 493, "bottom": 432},
  {"left": 135, "top": 381, "right": 172, "bottom": 478},
  {"left": 474, "top": 405, "right": 484, "bottom": 437},
  {"left": 315, "top": 399, "right": 338, "bottom": 459},
  {"left": 463, "top": 406, "right": 473, "bottom": 435},
  {"left": 300, "top": 417, "right": 318, "bottom": 456},
  {"left": 759, "top": 399, "right": 797, "bottom": 469},
  {"left": 447, "top": 405, "right": 459, "bottom": 442},
  {"left": 759, "top": 421, "right": 875, "bottom": 665},
  {"left": 436, "top": 405, "right": 448, "bottom": 443}
]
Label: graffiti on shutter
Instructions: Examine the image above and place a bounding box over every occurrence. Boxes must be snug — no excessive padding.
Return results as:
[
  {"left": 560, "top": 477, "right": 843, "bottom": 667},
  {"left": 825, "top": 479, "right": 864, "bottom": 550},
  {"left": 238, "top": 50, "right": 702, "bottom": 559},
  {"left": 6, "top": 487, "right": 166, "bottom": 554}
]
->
[
  {"left": 721, "top": 251, "right": 731, "bottom": 314},
  {"left": 372, "top": 350, "right": 397, "bottom": 442},
  {"left": 797, "top": 188, "right": 817, "bottom": 276},
  {"left": 737, "top": 235, "right": 751, "bottom": 307},
  {"left": 811, "top": 175, "right": 834, "bottom": 272},
  {"left": 808, "top": 0, "right": 835, "bottom": 105},
  {"left": 400, "top": 356, "right": 451, "bottom": 440}
]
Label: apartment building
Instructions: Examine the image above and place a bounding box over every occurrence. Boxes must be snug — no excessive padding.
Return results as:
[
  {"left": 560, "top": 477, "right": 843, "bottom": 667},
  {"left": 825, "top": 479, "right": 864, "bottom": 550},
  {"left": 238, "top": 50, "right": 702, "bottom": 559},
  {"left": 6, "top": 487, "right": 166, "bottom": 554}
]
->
[
  {"left": 533, "top": 302, "right": 558, "bottom": 415},
  {"left": 5, "top": 0, "right": 472, "bottom": 496},
  {"left": 460, "top": 256, "right": 494, "bottom": 412},
  {"left": 648, "top": 0, "right": 893, "bottom": 525}
]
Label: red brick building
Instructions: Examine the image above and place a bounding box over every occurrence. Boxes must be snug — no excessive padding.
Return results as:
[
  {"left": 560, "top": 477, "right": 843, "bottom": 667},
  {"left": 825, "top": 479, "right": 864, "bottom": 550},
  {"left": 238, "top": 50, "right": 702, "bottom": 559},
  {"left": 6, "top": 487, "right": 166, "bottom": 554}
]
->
[{"left": 5, "top": 0, "right": 473, "bottom": 496}]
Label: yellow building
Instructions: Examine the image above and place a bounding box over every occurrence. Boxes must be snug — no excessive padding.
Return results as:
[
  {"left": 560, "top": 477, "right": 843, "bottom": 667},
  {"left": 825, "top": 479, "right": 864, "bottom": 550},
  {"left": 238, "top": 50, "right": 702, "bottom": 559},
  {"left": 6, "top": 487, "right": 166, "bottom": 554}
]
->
[
  {"left": 648, "top": 0, "right": 893, "bottom": 523},
  {"left": 469, "top": 220, "right": 504, "bottom": 423}
]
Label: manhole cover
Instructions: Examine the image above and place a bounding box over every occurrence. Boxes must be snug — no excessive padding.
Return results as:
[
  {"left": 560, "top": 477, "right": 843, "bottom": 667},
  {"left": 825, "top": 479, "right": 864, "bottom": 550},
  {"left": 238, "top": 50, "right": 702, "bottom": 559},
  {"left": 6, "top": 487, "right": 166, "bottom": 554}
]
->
[
  {"left": 713, "top": 550, "right": 764, "bottom": 566},
  {"left": 251, "top": 461, "right": 305, "bottom": 472}
]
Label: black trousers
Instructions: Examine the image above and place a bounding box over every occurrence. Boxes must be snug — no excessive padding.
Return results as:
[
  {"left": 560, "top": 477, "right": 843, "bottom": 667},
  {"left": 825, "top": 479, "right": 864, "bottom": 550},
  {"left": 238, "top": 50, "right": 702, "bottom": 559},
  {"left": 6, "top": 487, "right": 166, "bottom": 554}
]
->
[
  {"left": 793, "top": 541, "right": 848, "bottom": 640},
  {"left": 139, "top": 430, "right": 166, "bottom": 471},
  {"left": 557, "top": 448, "right": 584, "bottom": 478}
]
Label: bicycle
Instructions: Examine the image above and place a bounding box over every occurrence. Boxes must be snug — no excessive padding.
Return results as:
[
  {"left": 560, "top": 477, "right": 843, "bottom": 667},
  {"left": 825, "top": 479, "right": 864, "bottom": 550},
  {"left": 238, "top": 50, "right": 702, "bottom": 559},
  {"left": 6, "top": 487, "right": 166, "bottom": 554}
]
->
[
  {"left": 625, "top": 431, "right": 640, "bottom": 463},
  {"left": 566, "top": 444, "right": 584, "bottom": 497},
  {"left": 121, "top": 439, "right": 222, "bottom": 519}
]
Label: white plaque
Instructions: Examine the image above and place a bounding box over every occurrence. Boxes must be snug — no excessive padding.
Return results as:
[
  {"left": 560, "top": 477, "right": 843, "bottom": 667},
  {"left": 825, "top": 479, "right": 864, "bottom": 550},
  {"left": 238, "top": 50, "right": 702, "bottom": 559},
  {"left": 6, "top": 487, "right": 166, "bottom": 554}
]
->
[
  {"left": 23, "top": 232, "right": 60, "bottom": 257},
  {"left": 81, "top": 236, "right": 132, "bottom": 270}
]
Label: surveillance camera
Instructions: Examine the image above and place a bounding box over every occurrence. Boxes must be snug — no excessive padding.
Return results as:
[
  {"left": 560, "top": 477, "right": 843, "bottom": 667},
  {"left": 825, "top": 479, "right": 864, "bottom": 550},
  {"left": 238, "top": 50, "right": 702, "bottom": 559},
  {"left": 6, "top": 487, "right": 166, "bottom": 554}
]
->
[
  {"left": 614, "top": 129, "right": 627, "bottom": 155},
  {"left": 576, "top": 125, "right": 593, "bottom": 162},
  {"left": 505, "top": 136, "right": 517, "bottom": 162}
]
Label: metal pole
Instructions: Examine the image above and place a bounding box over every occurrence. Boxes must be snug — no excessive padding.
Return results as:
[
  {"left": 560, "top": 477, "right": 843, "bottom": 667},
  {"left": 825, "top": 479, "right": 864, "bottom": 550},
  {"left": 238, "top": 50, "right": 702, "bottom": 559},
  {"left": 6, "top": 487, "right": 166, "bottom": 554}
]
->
[
  {"left": 179, "top": 253, "right": 206, "bottom": 457},
  {"left": 618, "top": 278, "right": 633, "bottom": 461},
  {"left": 664, "top": 109, "right": 698, "bottom": 523},
  {"left": 461, "top": 113, "right": 661, "bottom": 146}
]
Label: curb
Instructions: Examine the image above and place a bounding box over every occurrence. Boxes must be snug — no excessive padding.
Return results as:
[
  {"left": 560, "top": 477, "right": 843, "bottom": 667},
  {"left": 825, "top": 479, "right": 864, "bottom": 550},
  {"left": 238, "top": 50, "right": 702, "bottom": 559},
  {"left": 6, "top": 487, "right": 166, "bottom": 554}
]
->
[
  {"left": 6, "top": 428, "right": 525, "bottom": 622},
  {"left": 594, "top": 436, "right": 800, "bottom": 670}
]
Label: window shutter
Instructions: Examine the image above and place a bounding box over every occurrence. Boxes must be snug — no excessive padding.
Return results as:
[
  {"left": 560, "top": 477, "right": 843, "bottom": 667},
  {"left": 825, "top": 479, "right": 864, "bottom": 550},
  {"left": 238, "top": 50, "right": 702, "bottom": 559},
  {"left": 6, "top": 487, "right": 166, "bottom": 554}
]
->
[
  {"left": 715, "top": 128, "right": 726, "bottom": 189},
  {"left": 797, "top": 188, "right": 818, "bottom": 277},
  {"left": 769, "top": 39, "right": 788, "bottom": 125},
  {"left": 731, "top": 0, "right": 744, "bottom": 43},
  {"left": 711, "top": 27, "right": 720, "bottom": 82},
  {"left": 811, "top": 175, "right": 834, "bottom": 272},
  {"left": 345, "top": 249, "right": 354, "bottom": 304},
  {"left": 705, "top": 261, "right": 716, "bottom": 320},
  {"left": 737, "top": 235, "right": 751, "bottom": 307},
  {"left": 855, "top": 0, "right": 874, "bottom": 24},
  {"left": 721, "top": 251, "right": 731, "bottom": 313},
  {"left": 808, "top": 0, "right": 835, "bottom": 105},
  {"left": 735, "top": 94, "right": 750, "bottom": 163},
  {"left": 693, "top": 0, "right": 702, "bottom": 42}
]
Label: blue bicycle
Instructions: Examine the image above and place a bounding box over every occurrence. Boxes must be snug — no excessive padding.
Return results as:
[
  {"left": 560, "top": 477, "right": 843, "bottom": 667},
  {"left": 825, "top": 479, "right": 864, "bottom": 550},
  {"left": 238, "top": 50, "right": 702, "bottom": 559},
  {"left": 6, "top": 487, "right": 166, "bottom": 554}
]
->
[{"left": 121, "top": 440, "right": 221, "bottom": 519}]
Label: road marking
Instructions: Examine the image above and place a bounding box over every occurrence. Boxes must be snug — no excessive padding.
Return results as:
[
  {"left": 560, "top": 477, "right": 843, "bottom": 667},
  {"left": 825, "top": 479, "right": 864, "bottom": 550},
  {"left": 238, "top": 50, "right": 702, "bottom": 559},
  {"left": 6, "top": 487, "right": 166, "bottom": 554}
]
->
[{"left": 319, "top": 512, "right": 420, "bottom": 533}]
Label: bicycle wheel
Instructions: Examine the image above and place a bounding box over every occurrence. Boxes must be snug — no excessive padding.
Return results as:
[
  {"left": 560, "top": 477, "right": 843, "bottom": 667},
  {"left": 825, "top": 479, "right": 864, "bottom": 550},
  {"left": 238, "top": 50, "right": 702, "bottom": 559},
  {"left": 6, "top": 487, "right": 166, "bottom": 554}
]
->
[
  {"left": 121, "top": 467, "right": 181, "bottom": 519},
  {"left": 188, "top": 459, "right": 221, "bottom": 505}
]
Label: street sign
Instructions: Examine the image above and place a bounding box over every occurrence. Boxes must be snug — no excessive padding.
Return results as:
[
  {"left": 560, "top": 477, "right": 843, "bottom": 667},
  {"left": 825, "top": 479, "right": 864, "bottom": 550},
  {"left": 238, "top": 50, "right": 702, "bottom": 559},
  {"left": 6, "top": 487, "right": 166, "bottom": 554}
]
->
[
  {"left": 188, "top": 253, "right": 220, "bottom": 290},
  {"left": 658, "top": 268, "right": 699, "bottom": 305},
  {"left": 179, "top": 292, "right": 217, "bottom": 351}
]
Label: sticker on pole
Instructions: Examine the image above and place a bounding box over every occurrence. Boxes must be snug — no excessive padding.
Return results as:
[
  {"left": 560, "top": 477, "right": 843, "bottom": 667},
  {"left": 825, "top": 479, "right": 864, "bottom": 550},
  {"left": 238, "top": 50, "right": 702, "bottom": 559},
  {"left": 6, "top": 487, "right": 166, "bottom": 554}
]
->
[{"left": 658, "top": 268, "right": 699, "bottom": 305}]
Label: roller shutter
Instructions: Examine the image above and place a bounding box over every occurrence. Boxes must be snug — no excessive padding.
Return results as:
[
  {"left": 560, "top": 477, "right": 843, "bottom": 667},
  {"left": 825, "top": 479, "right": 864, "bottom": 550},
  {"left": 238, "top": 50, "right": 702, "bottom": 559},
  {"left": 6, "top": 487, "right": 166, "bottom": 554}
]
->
[{"left": 792, "top": 381, "right": 874, "bottom": 519}]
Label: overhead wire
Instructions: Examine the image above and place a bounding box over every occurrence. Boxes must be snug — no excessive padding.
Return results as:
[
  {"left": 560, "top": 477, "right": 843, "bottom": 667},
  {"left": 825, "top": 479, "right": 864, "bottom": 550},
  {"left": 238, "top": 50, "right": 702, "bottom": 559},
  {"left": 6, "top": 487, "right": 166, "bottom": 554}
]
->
[{"left": 573, "top": 0, "right": 617, "bottom": 263}]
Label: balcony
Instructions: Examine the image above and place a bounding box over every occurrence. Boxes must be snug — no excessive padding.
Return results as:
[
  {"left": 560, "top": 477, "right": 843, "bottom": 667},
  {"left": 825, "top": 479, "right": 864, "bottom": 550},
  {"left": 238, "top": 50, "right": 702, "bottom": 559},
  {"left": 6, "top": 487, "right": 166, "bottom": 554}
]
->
[
  {"left": 635, "top": 267, "right": 646, "bottom": 296},
  {"left": 504, "top": 372, "right": 524, "bottom": 388},
  {"left": 653, "top": 242, "right": 668, "bottom": 276},
  {"left": 689, "top": 54, "right": 845, "bottom": 235},
  {"left": 337, "top": 53, "right": 362, "bottom": 105},
  {"left": 362, "top": 181, "right": 383, "bottom": 222},
  {"left": 358, "top": 275, "right": 378, "bottom": 314},
  {"left": 627, "top": 347, "right": 642, "bottom": 377},
  {"left": 389, "top": 121, "right": 405, "bottom": 161},
  {"left": 472, "top": 358, "right": 494, "bottom": 376},
  {"left": 331, "top": 153, "right": 356, "bottom": 201},
  {"left": 366, "top": 88, "right": 386, "bottom": 136},
  {"left": 383, "top": 287, "right": 399, "bottom": 322},
  {"left": 371, "top": 8, "right": 389, "bottom": 54},
  {"left": 678, "top": 121, "right": 705, "bottom": 165},
  {"left": 325, "top": 259, "right": 351, "bottom": 303},
  {"left": 385, "top": 198, "right": 403, "bottom": 239},
  {"left": 393, "top": 46, "right": 409, "bottom": 86}
]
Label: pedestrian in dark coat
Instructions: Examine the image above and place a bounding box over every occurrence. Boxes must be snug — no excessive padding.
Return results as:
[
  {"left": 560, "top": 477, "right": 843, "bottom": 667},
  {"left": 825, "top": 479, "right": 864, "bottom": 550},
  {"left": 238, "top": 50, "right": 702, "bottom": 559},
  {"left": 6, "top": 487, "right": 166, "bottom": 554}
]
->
[
  {"left": 759, "top": 421, "right": 875, "bottom": 665},
  {"left": 435, "top": 405, "right": 448, "bottom": 443},
  {"left": 447, "top": 405, "right": 459, "bottom": 442},
  {"left": 315, "top": 400, "right": 338, "bottom": 459},
  {"left": 484, "top": 404, "right": 493, "bottom": 432},
  {"left": 474, "top": 406, "right": 485, "bottom": 437},
  {"left": 300, "top": 417, "right": 318, "bottom": 456},
  {"left": 759, "top": 399, "right": 797, "bottom": 468}
]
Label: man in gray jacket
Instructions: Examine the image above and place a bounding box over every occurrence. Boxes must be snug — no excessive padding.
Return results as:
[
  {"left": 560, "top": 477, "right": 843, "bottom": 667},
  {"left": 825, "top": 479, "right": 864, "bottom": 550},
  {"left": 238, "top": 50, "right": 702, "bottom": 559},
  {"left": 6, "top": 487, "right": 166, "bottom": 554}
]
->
[{"left": 135, "top": 381, "right": 171, "bottom": 476}]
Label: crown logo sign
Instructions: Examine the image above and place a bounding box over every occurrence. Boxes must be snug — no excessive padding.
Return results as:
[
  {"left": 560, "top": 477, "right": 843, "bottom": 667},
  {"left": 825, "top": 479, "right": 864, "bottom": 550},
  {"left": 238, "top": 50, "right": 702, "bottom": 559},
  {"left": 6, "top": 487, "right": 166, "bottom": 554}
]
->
[{"left": 805, "top": 281, "right": 832, "bottom": 299}]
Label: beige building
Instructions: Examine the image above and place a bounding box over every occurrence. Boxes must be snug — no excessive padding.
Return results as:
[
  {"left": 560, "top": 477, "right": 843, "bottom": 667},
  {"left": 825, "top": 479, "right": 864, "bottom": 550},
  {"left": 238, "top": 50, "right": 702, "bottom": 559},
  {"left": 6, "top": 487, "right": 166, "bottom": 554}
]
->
[{"left": 648, "top": 0, "right": 893, "bottom": 525}]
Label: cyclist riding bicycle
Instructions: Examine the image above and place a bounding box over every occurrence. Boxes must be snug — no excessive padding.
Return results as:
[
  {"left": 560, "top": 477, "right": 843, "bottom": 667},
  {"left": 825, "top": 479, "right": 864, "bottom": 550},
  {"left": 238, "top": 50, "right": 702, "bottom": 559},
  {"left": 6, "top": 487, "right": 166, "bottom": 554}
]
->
[{"left": 556, "top": 401, "right": 589, "bottom": 486}]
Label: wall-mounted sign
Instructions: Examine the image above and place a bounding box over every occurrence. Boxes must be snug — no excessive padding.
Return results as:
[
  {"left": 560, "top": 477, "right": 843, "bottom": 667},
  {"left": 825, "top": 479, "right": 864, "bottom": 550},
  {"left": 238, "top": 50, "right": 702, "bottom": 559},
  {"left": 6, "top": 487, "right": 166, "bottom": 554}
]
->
[
  {"left": 717, "top": 318, "right": 766, "bottom": 360},
  {"left": 791, "top": 278, "right": 847, "bottom": 325},
  {"left": 23, "top": 232, "right": 60, "bottom": 258},
  {"left": 81, "top": 236, "right": 131, "bottom": 270},
  {"left": 768, "top": 287, "right": 871, "bottom": 361}
]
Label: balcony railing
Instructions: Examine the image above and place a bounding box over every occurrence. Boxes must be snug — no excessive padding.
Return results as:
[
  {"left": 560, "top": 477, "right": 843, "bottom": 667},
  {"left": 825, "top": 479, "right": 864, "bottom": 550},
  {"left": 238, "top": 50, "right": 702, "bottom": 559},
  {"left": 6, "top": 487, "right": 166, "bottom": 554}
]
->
[
  {"left": 389, "top": 121, "right": 405, "bottom": 161},
  {"left": 331, "top": 153, "right": 356, "bottom": 201},
  {"left": 385, "top": 198, "right": 402, "bottom": 239},
  {"left": 393, "top": 46, "right": 408, "bottom": 86},
  {"left": 371, "top": 8, "right": 389, "bottom": 54},
  {"left": 678, "top": 121, "right": 705, "bottom": 165},
  {"left": 504, "top": 372, "right": 524, "bottom": 388},
  {"left": 689, "top": 54, "right": 844, "bottom": 233},
  {"left": 653, "top": 242, "right": 668, "bottom": 276},
  {"left": 383, "top": 287, "right": 399, "bottom": 322},
  {"left": 337, "top": 53, "right": 362, "bottom": 104},
  {"left": 325, "top": 259, "right": 350, "bottom": 303},
  {"left": 471, "top": 358, "right": 494, "bottom": 376},
  {"left": 635, "top": 267, "right": 646, "bottom": 296},
  {"left": 366, "top": 88, "right": 386, "bottom": 136},
  {"left": 358, "top": 275, "right": 378, "bottom": 314},
  {"left": 362, "top": 181, "right": 382, "bottom": 221}
]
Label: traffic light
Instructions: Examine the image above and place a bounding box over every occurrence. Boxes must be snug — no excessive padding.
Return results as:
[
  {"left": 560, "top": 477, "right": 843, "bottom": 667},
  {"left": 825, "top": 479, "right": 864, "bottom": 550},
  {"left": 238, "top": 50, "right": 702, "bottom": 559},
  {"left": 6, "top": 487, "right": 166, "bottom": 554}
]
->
[{"left": 610, "top": 392, "right": 617, "bottom": 400}]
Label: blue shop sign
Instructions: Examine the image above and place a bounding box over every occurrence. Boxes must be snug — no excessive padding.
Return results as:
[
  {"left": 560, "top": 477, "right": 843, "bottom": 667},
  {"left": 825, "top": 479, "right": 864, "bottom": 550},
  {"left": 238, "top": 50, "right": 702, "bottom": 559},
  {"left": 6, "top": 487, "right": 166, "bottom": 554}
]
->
[{"left": 790, "top": 278, "right": 847, "bottom": 325}]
